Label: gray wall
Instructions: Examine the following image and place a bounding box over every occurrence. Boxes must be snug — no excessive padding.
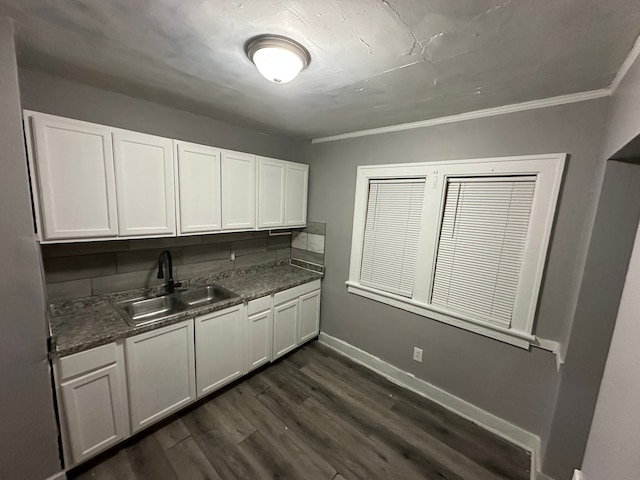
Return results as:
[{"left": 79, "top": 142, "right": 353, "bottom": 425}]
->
[
  {"left": 580, "top": 213, "right": 640, "bottom": 480},
  {"left": 0, "top": 17, "right": 61, "bottom": 480},
  {"left": 44, "top": 232, "right": 291, "bottom": 302},
  {"left": 18, "top": 68, "right": 301, "bottom": 161},
  {"left": 601, "top": 49, "right": 640, "bottom": 159},
  {"left": 541, "top": 161, "right": 640, "bottom": 479},
  {"left": 301, "top": 98, "right": 608, "bottom": 440}
]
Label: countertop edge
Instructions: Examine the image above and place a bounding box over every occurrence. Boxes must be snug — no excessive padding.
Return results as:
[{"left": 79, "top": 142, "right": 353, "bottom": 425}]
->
[{"left": 50, "top": 265, "right": 323, "bottom": 359}]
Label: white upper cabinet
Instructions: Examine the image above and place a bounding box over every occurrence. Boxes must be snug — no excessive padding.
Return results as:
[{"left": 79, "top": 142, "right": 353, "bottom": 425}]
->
[
  {"left": 175, "top": 141, "right": 222, "bottom": 235},
  {"left": 113, "top": 130, "right": 176, "bottom": 237},
  {"left": 257, "top": 157, "right": 308, "bottom": 229},
  {"left": 24, "top": 111, "right": 309, "bottom": 242},
  {"left": 285, "top": 162, "right": 308, "bottom": 227},
  {"left": 26, "top": 112, "right": 118, "bottom": 240},
  {"left": 257, "top": 156, "right": 286, "bottom": 229},
  {"left": 221, "top": 150, "right": 256, "bottom": 230}
]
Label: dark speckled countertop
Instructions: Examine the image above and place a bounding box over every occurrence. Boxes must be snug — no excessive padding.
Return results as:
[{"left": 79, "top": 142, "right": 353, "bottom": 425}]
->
[{"left": 49, "top": 261, "right": 323, "bottom": 358}]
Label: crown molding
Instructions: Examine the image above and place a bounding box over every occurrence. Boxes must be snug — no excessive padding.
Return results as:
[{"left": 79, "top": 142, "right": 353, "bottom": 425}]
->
[
  {"left": 610, "top": 33, "right": 640, "bottom": 94},
  {"left": 311, "top": 89, "right": 611, "bottom": 144}
]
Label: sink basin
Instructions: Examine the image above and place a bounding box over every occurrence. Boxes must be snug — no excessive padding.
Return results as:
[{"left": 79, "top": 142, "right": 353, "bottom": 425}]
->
[
  {"left": 114, "top": 294, "right": 188, "bottom": 327},
  {"left": 180, "top": 285, "right": 238, "bottom": 307},
  {"left": 114, "top": 284, "right": 239, "bottom": 327}
]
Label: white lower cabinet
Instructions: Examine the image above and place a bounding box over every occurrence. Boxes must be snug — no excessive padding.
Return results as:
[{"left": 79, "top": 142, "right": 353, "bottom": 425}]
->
[
  {"left": 273, "top": 279, "right": 322, "bottom": 360},
  {"left": 55, "top": 280, "right": 321, "bottom": 467},
  {"left": 195, "top": 305, "right": 246, "bottom": 397},
  {"left": 56, "top": 342, "right": 128, "bottom": 467},
  {"left": 247, "top": 296, "right": 273, "bottom": 371},
  {"left": 273, "top": 299, "right": 299, "bottom": 359},
  {"left": 298, "top": 289, "right": 321, "bottom": 344},
  {"left": 125, "top": 319, "right": 196, "bottom": 433}
]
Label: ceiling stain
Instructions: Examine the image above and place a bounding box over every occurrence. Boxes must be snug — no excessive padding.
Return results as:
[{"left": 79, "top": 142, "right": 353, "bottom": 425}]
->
[{"left": 0, "top": 0, "right": 638, "bottom": 139}]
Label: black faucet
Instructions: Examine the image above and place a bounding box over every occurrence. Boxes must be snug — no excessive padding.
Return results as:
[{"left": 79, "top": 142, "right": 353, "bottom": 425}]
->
[{"left": 157, "top": 250, "right": 181, "bottom": 294}]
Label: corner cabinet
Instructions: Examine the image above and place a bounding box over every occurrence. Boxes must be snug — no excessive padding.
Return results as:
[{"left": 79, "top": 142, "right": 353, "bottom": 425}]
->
[
  {"left": 257, "top": 156, "right": 308, "bottom": 229},
  {"left": 273, "top": 279, "right": 321, "bottom": 360},
  {"left": 125, "top": 320, "right": 196, "bottom": 433},
  {"left": 25, "top": 113, "right": 119, "bottom": 240},
  {"left": 285, "top": 162, "right": 309, "bottom": 227},
  {"left": 54, "top": 342, "right": 128, "bottom": 467}
]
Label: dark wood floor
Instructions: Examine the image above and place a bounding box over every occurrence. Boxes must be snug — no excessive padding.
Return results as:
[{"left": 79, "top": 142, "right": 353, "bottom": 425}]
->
[{"left": 70, "top": 341, "right": 530, "bottom": 480}]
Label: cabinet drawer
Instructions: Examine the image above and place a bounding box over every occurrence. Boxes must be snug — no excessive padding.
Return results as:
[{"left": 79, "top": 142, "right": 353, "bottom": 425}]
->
[
  {"left": 248, "top": 296, "right": 272, "bottom": 315},
  {"left": 59, "top": 343, "right": 118, "bottom": 380},
  {"left": 274, "top": 279, "right": 321, "bottom": 306}
]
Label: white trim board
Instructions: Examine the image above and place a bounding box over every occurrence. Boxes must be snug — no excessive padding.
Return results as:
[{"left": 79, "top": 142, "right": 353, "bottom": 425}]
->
[
  {"left": 534, "top": 338, "right": 564, "bottom": 370},
  {"left": 44, "top": 471, "right": 67, "bottom": 480},
  {"left": 311, "top": 89, "right": 610, "bottom": 143},
  {"left": 311, "top": 32, "right": 640, "bottom": 144},
  {"left": 610, "top": 33, "right": 640, "bottom": 94},
  {"left": 318, "top": 332, "right": 541, "bottom": 453}
]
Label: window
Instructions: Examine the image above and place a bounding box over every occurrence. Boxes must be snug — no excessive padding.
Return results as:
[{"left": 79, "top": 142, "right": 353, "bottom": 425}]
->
[
  {"left": 346, "top": 154, "right": 565, "bottom": 348},
  {"left": 360, "top": 179, "right": 425, "bottom": 297}
]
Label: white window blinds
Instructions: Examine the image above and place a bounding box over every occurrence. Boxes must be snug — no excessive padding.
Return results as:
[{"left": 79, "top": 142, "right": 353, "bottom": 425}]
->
[
  {"left": 360, "top": 179, "right": 425, "bottom": 297},
  {"left": 431, "top": 176, "right": 536, "bottom": 328}
]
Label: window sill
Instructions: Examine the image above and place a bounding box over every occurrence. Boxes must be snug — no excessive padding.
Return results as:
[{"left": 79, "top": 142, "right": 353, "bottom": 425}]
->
[{"left": 345, "top": 281, "right": 535, "bottom": 349}]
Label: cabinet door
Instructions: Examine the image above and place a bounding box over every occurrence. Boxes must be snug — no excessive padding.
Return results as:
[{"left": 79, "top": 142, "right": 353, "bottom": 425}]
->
[
  {"left": 113, "top": 130, "right": 176, "bottom": 236},
  {"left": 61, "top": 363, "right": 127, "bottom": 464},
  {"left": 273, "top": 299, "right": 299, "bottom": 359},
  {"left": 126, "top": 320, "right": 195, "bottom": 433},
  {"left": 195, "top": 305, "right": 245, "bottom": 397},
  {"left": 29, "top": 113, "right": 118, "bottom": 240},
  {"left": 257, "top": 156, "right": 286, "bottom": 229},
  {"left": 298, "top": 289, "right": 321, "bottom": 344},
  {"left": 247, "top": 308, "right": 273, "bottom": 371},
  {"left": 221, "top": 150, "right": 256, "bottom": 230},
  {"left": 175, "top": 141, "right": 221, "bottom": 234},
  {"left": 284, "top": 163, "right": 309, "bottom": 227}
]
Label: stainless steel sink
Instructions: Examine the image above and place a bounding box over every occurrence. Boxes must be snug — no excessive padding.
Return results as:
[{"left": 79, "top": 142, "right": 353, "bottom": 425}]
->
[
  {"left": 114, "top": 284, "right": 239, "bottom": 327},
  {"left": 114, "top": 294, "right": 188, "bottom": 327},
  {"left": 180, "top": 285, "right": 237, "bottom": 307}
]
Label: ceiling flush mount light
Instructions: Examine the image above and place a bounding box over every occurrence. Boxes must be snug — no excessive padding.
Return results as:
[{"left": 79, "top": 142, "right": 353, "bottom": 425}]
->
[{"left": 246, "top": 34, "right": 310, "bottom": 84}]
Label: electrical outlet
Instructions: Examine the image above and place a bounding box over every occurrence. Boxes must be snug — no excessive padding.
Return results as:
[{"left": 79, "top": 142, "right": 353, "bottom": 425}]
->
[
  {"left": 413, "top": 347, "right": 423, "bottom": 362},
  {"left": 230, "top": 251, "right": 236, "bottom": 261}
]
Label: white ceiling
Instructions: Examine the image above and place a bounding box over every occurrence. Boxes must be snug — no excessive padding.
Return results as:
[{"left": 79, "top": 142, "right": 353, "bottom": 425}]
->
[{"left": 1, "top": 0, "right": 640, "bottom": 139}]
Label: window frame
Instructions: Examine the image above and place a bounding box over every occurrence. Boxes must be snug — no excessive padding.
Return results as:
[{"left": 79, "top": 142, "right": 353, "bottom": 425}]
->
[{"left": 346, "top": 153, "right": 566, "bottom": 348}]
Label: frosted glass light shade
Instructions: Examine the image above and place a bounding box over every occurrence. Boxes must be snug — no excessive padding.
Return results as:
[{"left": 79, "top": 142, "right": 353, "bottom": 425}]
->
[
  {"left": 246, "top": 35, "right": 310, "bottom": 84},
  {"left": 253, "top": 47, "right": 304, "bottom": 84}
]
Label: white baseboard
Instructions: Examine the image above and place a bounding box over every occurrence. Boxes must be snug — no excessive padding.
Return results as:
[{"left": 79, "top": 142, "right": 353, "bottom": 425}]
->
[
  {"left": 44, "top": 471, "right": 66, "bottom": 480},
  {"left": 318, "top": 332, "right": 543, "bottom": 478}
]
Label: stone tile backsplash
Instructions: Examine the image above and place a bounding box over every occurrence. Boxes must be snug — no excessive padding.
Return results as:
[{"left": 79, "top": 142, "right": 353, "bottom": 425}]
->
[
  {"left": 291, "top": 221, "right": 326, "bottom": 269},
  {"left": 42, "top": 231, "right": 291, "bottom": 302}
]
